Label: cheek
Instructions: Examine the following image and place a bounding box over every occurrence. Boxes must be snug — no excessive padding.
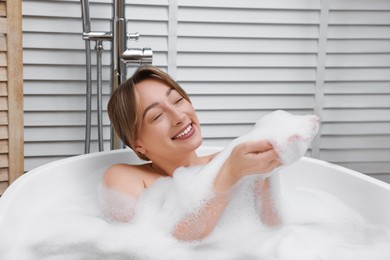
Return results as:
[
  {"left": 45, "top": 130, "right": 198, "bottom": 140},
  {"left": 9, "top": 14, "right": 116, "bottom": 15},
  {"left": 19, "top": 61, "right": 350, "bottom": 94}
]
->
[
  {"left": 141, "top": 121, "right": 169, "bottom": 141},
  {"left": 186, "top": 104, "right": 198, "bottom": 119}
]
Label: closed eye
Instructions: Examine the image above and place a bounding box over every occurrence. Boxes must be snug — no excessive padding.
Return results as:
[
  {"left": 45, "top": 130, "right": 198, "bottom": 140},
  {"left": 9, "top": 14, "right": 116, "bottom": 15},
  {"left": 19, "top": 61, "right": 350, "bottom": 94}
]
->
[
  {"left": 153, "top": 113, "right": 163, "bottom": 121},
  {"left": 175, "top": 97, "right": 184, "bottom": 104}
]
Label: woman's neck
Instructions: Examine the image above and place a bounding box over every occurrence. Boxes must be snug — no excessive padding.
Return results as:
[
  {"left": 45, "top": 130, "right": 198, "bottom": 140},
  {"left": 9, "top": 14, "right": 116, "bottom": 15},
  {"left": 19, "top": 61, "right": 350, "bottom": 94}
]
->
[{"left": 150, "top": 151, "right": 211, "bottom": 177}]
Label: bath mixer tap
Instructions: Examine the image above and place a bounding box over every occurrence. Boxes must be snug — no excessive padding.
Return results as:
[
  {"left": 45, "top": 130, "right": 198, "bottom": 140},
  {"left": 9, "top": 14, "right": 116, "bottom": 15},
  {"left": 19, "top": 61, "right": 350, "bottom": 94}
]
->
[
  {"left": 122, "top": 32, "right": 153, "bottom": 64},
  {"left": 122, "top": 47, "right": 153, "bottom": 64}
]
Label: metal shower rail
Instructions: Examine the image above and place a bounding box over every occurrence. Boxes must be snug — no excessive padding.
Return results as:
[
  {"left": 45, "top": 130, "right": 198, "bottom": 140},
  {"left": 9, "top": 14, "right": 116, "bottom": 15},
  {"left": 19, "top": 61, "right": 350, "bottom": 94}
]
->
[{"left": 80, "top": 0, "right": 153, "bottom": 153}]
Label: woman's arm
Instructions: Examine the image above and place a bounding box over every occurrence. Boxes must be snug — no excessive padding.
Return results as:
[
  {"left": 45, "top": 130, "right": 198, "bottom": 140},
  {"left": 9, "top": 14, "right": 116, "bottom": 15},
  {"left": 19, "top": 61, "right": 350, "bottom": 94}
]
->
[
  {"left": 254, "top": 176, "right": 281, "bottom": 226},
  {"left": 101, "top": 164, "right": 147, "bottom": 222},
  {"left": 173, "top": 140, "right": 281, "bottom": 241}
]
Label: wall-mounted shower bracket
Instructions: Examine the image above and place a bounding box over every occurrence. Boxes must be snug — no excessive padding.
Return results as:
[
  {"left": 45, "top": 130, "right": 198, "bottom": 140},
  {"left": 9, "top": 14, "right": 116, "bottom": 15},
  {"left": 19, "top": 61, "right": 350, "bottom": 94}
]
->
[{"left": 83, "top": 31, "right": 113, "bottom": 41}]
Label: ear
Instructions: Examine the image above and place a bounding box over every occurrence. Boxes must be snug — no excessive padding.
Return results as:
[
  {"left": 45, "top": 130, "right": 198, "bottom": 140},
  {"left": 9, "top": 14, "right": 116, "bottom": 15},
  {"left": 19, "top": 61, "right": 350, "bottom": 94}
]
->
[{"left": 134, "top": 140, "right": 146, "bottom": 155}]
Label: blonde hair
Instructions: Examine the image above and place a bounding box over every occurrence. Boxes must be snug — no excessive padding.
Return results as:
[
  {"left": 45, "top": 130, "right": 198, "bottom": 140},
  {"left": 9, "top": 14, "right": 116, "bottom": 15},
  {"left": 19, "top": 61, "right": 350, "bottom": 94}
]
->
[{"left": 107, "top": 65, "right": 191, "bottom": 161}]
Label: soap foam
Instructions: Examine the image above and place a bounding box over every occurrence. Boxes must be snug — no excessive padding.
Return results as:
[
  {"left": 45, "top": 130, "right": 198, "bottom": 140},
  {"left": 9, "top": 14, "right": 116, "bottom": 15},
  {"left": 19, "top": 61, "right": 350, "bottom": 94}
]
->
[
  {"left": 5, "top": 168, "right": 390, "bottom": 260},
  {"left": 2, "top": 110, "right": 390, "bottom": 259}
]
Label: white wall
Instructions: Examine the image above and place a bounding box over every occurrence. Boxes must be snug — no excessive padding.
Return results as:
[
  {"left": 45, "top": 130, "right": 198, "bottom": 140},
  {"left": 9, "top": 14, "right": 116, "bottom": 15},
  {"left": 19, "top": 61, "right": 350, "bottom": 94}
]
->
[{"left": 22, "top": 0, "right": 390, "bottom": 183}]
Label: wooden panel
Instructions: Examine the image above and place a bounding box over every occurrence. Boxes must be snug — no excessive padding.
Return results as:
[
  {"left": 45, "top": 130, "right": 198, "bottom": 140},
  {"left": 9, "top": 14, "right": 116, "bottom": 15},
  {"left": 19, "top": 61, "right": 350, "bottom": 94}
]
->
[
  {"left": 0, "top": 17, "right": 6, "bottom": 33},
  {"left": 0, "top": 52, "right": 6, "bottom": 66},
  {"left": 0, "top": 181, "right": 8, "bottom": 195},
  {"left": 0, "top": 111, "right": 6, "bottom": 125},
  {"left": 0, "top": 1, "right": 5, "bottom": 17},
  {"left": 0, "top": 139, "right": 7, "bottom": 152},
  {"left": 0, "top": 96, "right": 7, "bottom": 110},
  {"left": 0, "top": 36, "right": 5, "bottom": 51},
  {"left": 0, "top": 67, "right": 6, "bottom": 81},
  {"left": 0, "top": 154, "right": 8, "bottom": 167},
  {"left": 0, "top": 82, "right": 6, "bottom": 95},
  {"left": 0, "top": 125, "right": 8, "bottom": 139},
  {"left": 0, "top": 168, "right": 7, "bottom": 182},
  {"left": 0, "top": 0, "right": 8, "bottom": 196},
  {"left": 5, "top": 0, "right": 24, "bottom": 183}
]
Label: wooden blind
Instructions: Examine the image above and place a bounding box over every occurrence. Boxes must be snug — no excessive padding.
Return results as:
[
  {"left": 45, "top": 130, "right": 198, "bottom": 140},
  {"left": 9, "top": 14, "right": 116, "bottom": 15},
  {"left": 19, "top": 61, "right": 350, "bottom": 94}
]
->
[{"left": 0, "top": 0, "right": 24, "bottom": 195}]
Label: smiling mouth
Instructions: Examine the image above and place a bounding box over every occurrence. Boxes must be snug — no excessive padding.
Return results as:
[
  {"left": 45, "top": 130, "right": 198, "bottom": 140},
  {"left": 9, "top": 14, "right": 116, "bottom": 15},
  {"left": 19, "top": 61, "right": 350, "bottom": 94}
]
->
[{"left": 172, "top": 124, "right": 194, "bottom": 140}]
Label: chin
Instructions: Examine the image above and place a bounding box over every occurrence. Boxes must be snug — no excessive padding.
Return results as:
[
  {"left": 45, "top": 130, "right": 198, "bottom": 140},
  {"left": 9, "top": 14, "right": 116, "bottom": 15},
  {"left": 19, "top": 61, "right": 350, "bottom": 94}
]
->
[
  {"left": 193, "top": 127, "right": 203, "bottom": 148},
  {"left": 194, "top": 138, "right": 203, "bottom": 150},
  {"left": 186, "top": 134, "right": 203, "bottom": 153}
]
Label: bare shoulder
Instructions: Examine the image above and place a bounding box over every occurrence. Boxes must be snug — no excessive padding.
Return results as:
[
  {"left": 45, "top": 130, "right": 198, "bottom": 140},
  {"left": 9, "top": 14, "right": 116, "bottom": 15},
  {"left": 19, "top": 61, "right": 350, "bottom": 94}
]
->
[{"left": 103, "top": 163, "right": 161, "bottom": 198}]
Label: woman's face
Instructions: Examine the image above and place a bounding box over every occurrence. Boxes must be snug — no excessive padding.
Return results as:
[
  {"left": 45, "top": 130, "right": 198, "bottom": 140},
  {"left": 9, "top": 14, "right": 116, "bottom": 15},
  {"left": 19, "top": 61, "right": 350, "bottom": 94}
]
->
[{"left": 134, "top": 79, "right": 202, "bottom": 161}]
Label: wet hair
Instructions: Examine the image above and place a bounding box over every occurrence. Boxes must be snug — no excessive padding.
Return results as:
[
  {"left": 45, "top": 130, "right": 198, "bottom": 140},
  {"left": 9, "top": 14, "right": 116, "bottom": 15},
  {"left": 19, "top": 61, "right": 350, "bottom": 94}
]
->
[{"left": 107, "top": 65, "right": 191, "bottom": 161}]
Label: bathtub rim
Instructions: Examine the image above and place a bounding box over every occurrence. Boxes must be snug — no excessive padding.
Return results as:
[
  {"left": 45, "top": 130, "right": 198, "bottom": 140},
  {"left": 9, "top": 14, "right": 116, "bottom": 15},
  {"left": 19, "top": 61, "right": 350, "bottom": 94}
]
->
[
  {"left": 1, "top": 147, "right": 390, "bottom": 223},
  {"left": 0, "top": 147, "right": 223, "bottom": 220},
  {"left": 2, "top": 147, "right": 390, "bottom": 203}
]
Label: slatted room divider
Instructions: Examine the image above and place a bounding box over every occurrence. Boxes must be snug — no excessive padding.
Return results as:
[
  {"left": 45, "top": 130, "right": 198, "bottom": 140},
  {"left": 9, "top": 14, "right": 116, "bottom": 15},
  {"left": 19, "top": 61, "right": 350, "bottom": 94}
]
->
[
  {"left": 22, "top": 0, "right": 390, "bottom": 183},
  {"left": 0, "top": 0, "right": 24, "bottom": 195}
]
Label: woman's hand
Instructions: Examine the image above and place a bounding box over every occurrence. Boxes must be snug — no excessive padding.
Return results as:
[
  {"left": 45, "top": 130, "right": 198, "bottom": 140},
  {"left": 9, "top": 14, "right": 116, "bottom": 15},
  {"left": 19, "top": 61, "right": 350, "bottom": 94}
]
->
[
  {"left": 174, "top": 140, "right": 281, "bottom": 241},
  {"left": 222, "top": 140, "right": 281, "bottom": 183}
]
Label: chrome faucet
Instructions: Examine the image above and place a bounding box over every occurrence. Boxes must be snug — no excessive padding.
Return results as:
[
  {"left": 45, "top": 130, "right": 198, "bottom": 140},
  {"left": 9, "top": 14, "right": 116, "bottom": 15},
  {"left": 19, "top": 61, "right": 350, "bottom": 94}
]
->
[{"left": 80, "top": 0, "right": 153, "bottom": 152}]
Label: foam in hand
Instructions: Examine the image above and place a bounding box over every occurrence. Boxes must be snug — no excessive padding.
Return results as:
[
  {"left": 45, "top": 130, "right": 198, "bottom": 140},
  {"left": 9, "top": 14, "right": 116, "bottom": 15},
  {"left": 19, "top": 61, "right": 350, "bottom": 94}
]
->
[{"left": 146, "top": 109, "right": 320, "bottom": 227}]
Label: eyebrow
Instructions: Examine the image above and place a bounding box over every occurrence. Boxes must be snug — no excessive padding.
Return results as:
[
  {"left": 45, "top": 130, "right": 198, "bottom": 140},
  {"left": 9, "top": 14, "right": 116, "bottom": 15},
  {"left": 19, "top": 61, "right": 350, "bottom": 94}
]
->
[{"left": 142, "top": 88, "right": 174, "bottom": 119}]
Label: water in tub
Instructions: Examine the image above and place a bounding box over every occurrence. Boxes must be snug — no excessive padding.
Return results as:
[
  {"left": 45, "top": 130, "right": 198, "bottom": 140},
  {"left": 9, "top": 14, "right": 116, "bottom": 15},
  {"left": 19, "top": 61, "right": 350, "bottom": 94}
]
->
[{"left": 1, "top": 110, "right": 390, "bottom": 259}]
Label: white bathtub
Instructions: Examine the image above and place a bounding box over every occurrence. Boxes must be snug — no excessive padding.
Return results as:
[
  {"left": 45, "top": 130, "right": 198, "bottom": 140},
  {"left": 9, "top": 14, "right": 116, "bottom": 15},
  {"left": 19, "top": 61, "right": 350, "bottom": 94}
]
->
[{"left": 1, "top": 147, "right": 390, "bottom": 257}]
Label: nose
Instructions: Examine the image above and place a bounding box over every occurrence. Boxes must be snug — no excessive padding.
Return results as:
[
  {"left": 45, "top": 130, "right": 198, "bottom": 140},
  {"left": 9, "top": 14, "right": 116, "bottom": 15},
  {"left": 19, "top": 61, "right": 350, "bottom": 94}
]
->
[{"left": 169, "top": 106, "right": 185, "bottom": 126}]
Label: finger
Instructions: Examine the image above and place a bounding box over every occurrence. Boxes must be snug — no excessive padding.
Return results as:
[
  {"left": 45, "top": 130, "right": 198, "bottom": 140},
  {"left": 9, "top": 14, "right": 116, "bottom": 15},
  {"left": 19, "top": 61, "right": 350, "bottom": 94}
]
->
[
  {"left": 259, "top": 157, "right": 281, "bottom": 174},
  {"left": 242, "top": 140, "right": 273, "bottom": 154},
  {"left": 256, "top": 148, "right": 281, "bottom": 167},
  {"left": 269, "top": 158, "right": 282, "bottom": 170}
]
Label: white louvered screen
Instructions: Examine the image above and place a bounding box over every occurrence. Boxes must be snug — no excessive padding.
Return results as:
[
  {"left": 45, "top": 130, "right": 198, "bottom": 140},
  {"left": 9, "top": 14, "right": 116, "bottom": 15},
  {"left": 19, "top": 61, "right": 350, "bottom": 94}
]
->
[
  {"left": 321, "top": 0, "right": 390, "bottom": 182},
  {"left": 23, "top": 0, "right": 112, "bottom": 169},
  {"left": 175, "top": 0, "right": 320, "bottom": 152},
  {"left": 22, "top": 0, "right": 390, "bottom": 183},
  {"left": 22, "top": 0, "right": 170, "bottom": 170}
]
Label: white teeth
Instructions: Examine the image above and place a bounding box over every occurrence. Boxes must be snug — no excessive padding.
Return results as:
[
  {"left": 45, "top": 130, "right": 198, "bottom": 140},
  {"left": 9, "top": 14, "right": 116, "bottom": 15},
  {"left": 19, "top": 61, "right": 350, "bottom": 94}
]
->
[{"left": 174, "top": 124, "right": 192, "bottom": 139}]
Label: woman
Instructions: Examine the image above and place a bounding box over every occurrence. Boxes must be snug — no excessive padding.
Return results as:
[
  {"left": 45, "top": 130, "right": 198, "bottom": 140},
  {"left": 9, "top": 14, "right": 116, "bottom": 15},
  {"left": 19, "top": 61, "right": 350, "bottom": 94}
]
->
[{"left": 104, "top": 65, "right": 281, "bottom": 241}]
